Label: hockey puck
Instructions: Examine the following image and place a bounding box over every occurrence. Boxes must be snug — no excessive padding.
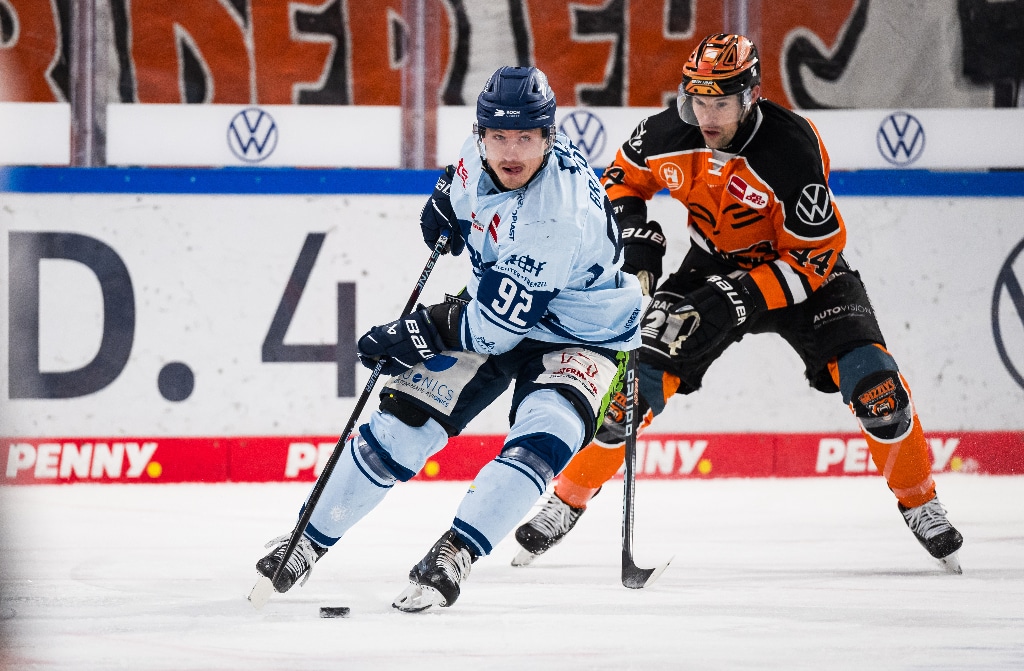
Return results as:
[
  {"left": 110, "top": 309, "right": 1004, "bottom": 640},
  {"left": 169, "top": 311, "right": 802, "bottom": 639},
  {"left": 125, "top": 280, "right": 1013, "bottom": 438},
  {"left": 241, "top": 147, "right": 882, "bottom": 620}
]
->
[{"left": 319, "top": 606, "right": 351, "bottom": 618}]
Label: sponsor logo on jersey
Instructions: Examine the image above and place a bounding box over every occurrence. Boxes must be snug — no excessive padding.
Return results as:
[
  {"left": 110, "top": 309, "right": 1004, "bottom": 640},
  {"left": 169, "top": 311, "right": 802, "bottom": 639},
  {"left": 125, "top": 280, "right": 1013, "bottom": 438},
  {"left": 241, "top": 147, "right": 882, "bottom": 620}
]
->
[
  {"left": 876, "top": 112, "right": 925, "bottom": 166},
  {"left": 726, "top": 175, "right": 768, "bottom": 209},
  {"left": 659, "top": 162, "right": 684, "bottom": 190},
  {"left": 456, "top": 158, "right": 469, "bottom": 188},
  {"left": 227, "top": 108, "right": 278, "bottom": 162},
  {"left": 506, "top": 254, "right": 546, "bottom": 277},
  {"left": 794, "top": 183, "right": 833, "bottom": 226},
  {"left": 558, "top": 110, "right": 607, "bottom": 163},
  {"left": 488, "top": 213, "right": 500, "bottom": 242}
]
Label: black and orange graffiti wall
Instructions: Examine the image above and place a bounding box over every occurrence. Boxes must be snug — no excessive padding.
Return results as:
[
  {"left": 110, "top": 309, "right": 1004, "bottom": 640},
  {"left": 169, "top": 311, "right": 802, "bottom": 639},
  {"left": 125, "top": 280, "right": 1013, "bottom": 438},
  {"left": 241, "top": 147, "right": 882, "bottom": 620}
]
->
[{"left": 1, "top": 1, "right": 1018, "bottom": 108}]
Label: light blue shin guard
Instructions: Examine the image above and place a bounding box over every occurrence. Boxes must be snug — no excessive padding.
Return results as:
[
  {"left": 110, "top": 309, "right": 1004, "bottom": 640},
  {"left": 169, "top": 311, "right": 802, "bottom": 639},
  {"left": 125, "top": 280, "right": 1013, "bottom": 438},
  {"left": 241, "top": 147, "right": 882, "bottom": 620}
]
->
[
  {"left": 452, "top": 390, "right": 585, "bottom": 557},
  {"left": 306, "top": 411, "right": 448, "bottom": 546}
]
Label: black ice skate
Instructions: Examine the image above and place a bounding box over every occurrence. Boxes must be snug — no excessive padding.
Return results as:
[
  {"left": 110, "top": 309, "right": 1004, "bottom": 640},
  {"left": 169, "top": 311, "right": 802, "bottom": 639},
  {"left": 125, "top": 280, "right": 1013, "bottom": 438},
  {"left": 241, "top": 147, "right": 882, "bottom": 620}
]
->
[
  {"left": 255, "top": 533, "right": 328, "bottom": 593},
  {"left": 511, "top": 492, "right": 587, "bottom": 567},
  {"left": 392, "top": 530, "right": 475, "bottom": 612},
  {"left": 899, "top": 496, "right": 963, "bottom": 574}
]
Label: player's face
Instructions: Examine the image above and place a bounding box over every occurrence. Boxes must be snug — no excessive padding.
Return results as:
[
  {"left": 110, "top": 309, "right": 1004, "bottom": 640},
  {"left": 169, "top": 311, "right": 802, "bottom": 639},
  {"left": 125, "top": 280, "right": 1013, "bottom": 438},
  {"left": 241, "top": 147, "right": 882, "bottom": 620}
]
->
[
  {"left": 690, "top": 93, "right": 747, "bottom": 149},
  {"left": 481, "top": 128, "right": 547, "bottom": 190}
]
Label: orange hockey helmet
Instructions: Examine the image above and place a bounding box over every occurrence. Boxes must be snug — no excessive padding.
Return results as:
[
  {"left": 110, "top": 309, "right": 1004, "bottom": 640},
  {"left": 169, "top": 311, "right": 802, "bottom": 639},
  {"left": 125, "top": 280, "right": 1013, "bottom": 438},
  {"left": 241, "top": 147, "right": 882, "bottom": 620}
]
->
[{"left": 678, "top": 34, "right": 761, "bottom": 125}]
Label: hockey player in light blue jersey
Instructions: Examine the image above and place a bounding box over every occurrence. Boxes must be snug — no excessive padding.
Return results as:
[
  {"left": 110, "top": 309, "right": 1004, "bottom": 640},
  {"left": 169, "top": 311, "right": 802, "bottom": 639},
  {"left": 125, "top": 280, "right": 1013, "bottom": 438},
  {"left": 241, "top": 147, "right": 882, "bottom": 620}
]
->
[{"left": 255, "top": 66, "right": 643, "bottom": 611}]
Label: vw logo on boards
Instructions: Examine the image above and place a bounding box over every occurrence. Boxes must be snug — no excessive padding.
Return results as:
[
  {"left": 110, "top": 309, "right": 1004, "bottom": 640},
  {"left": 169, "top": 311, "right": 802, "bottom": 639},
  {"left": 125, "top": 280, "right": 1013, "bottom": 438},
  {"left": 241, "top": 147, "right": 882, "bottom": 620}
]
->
[
  {"left": 876, "top": 111, "right": 925, "bottom": 166},
  {"left": 993, "top": 237, "right": 1024, "bottom": 391},
  {"left": 558, "top": 110, "right": 607, "bottom": 163},
  {"left": 228, "top": 108, "right": 278, "bottom": 163}
]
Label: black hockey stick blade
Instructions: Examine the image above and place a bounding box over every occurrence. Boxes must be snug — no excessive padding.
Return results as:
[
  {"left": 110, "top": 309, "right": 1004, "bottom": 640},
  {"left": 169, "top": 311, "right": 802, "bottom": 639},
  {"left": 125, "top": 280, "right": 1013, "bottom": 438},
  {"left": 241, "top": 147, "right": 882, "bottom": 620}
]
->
[
  {"left": 251, "top": 233, "right": 450, "bottom": 610},
  {"left": 620, "top": 348, "right": 672, "bottom": 589}
]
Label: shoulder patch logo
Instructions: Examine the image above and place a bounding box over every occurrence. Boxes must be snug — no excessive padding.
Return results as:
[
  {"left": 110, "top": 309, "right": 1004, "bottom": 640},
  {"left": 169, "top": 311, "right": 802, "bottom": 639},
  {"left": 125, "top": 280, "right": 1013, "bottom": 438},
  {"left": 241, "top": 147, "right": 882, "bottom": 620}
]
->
[
  {"left": 795, "top": 183, "right": 833, "bottom": 226},
  {"left": 727, "top": 175, "right": 768, "bottom": 209},
  {"left": 628, "top": 119, "right": 648, "bottom": 152},
  {"left": 659, "top": 162, "right": 684, "bottom": 190}
]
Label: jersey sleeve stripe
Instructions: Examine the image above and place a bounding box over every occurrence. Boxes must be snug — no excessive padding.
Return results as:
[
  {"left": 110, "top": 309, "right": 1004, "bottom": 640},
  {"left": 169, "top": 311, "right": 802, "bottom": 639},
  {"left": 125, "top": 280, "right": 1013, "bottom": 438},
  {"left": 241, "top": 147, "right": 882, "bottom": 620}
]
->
[{"left": 771, "top": 260, "right": 808, "bottom": 304}]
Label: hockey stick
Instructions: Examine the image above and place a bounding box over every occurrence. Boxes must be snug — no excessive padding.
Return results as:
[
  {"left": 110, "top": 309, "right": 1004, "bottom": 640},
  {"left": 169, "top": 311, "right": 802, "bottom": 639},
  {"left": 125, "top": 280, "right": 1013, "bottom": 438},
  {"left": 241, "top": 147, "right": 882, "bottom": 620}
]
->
[
  {"left": 249, "top": 232, "right": 450, "bottom": 610},
  {"left": 621, "top": 348, "right": 672, "bottom": 589}
]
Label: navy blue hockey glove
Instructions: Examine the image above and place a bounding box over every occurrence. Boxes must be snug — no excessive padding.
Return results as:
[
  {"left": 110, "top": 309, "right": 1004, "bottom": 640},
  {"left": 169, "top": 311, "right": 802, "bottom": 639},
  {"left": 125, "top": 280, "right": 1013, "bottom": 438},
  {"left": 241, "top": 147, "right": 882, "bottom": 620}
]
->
[
  {"left": 648, "top": 275, "right": 758, "bottom": 362},
  {"left": 620, "top": 216, "right": 666, "bottom": 296},
  {"left": 358, "top": 306, "right": 447, "bottom": 376},
  {"left": 420, "top": 165, "right": 464, "bottom": 256}
]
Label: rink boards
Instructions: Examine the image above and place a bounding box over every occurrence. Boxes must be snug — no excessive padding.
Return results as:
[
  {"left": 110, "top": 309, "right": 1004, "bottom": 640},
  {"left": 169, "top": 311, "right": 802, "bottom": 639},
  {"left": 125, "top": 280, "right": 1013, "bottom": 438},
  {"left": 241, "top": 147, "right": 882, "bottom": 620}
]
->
[{"left": 2, "top": 168, "right": 1023, "bottom": 484}]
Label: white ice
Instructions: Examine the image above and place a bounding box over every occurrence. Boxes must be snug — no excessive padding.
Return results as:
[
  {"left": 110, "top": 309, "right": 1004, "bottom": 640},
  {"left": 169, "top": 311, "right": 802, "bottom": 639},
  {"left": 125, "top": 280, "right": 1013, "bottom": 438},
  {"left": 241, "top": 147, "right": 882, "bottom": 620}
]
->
[{"left": 2, "top": 474, "right": 1023, "bottom": 670}]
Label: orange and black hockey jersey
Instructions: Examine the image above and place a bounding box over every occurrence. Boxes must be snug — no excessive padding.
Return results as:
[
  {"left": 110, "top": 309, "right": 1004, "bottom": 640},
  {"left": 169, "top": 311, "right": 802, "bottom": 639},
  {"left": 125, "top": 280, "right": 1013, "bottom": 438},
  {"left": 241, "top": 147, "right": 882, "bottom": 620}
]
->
[{"left": 601, "top": 99, "right": 846, "bottom": 311}]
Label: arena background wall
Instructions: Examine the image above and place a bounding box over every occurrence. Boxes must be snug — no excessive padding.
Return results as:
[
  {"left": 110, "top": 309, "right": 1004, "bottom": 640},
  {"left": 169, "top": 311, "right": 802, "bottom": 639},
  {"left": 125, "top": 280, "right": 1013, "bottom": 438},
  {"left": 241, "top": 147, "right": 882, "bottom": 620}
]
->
[
  {"left": 2, "top": 0, "right": 1023, "bottom": 484},
  {"left": 2, "top": 168, "right": 1023, "bottom": 484}
]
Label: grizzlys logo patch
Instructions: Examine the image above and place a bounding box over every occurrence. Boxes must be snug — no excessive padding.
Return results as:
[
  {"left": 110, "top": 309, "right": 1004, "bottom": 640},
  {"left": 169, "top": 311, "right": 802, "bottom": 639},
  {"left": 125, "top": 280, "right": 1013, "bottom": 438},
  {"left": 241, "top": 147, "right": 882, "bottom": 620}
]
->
[
  {"left": 858, "top": 377, "right": 898, "bottom": 417},
  {"left": 727, "top": 175, "right": 768, "bottom": 209}
]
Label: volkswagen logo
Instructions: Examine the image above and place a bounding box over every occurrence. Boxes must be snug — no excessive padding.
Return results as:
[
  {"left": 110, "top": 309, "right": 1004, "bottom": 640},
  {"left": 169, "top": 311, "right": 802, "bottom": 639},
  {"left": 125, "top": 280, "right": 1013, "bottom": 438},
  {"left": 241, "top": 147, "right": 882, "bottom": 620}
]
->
[
  {"left": 876, "top": 112, "right": 925, "bottom": 166},
  {"left": 558, "top": 110, "right": 607, "bottom": 163},
  {"left": 228, "top": 108, "right": 278, "bottom": 163},
  {"left": 992, "top": 237, "right": 1024, "bottom": 390}
]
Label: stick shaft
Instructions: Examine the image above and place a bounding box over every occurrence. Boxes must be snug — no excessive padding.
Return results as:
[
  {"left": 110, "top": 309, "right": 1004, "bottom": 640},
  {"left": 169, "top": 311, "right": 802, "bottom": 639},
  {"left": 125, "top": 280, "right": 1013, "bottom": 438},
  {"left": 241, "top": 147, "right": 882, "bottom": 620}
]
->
[{"left": 270, "top": 233, "right": 450, "bottom": 587}]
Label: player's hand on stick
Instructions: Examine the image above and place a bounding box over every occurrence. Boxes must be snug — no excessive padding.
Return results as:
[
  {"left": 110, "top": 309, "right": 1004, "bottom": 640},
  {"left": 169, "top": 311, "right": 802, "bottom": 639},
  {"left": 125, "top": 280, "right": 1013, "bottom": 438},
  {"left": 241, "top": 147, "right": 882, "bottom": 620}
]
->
[
  {"left": 357, "top": 306, "right": 447, "bottom": 375},
  {"left": 620, "top": 217, "right": 666, "bottom": 296},
  {"left": 420, "top": 165, "right": 465, "bottom": 256},
  {"left": 666, "top": 274, "right": 756, "bottom": 358}
]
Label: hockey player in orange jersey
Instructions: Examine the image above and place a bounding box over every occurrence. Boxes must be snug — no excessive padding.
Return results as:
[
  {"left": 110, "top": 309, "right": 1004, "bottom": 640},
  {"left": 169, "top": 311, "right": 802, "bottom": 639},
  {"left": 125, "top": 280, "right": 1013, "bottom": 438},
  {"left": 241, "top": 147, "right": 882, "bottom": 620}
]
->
[{"left": 512, "top": 33, "right": 963, "bottom": 574}]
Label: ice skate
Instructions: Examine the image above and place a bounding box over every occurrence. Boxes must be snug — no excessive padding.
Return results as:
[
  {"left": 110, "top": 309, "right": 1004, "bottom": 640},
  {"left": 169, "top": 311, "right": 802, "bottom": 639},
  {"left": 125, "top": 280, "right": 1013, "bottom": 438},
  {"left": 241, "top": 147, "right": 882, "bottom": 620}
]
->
[
  {"left": 393, "top": 530, "right": 474, "bottom": 612},
  {"left": 511, "top": 492, "right": 587, "bottom": 566},
  {"left": 899, "top": 496, "right": 963, "bottom": 574},
  {"left": 255, "top": 533, "right": 328, "bottom": 593}
]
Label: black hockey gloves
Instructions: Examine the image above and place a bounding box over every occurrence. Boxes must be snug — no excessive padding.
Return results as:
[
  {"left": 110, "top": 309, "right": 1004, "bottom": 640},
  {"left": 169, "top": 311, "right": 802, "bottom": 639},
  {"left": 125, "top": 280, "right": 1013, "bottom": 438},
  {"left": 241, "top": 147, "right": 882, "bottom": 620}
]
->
[
  {"left": 667, "top": 274, "right": 757, "bottom": 358},
  {"left": 642, "top": 275, "right": 759, "bottom": 365},
  {"left": 420, "top": 165, "right": 465, "bottom": 256},
  {"left": 357, "top": 303, "right": 463, "bottom": 376},
  {"left": 620, "top": 216, "right": 666, "bottom": 295}
]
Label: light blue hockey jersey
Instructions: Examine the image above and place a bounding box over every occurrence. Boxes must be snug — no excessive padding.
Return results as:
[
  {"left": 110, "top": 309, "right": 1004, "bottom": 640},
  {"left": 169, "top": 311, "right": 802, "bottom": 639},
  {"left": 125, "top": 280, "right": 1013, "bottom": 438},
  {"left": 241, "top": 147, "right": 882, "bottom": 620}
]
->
[{"left": 448, "top": 132, "right": 643, "bottom": 355}]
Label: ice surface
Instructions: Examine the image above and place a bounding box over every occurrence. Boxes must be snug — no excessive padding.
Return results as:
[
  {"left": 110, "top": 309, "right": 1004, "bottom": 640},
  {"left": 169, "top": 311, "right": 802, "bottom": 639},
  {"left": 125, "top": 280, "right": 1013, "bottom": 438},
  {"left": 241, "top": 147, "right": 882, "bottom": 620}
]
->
[{"left": 2, "top": 474, "right": 1022, "bottom": 670}]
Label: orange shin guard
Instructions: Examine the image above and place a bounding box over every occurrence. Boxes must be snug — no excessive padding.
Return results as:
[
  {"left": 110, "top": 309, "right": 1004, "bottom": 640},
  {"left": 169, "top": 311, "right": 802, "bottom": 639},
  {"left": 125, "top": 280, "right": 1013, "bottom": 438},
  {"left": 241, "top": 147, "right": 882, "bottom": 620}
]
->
[
  {"left": 829, "top": 356, "right": 935, "bottom": 508},
  {"left": 555, "top": 443, "right": 626, "bottom": 508},
  {"left": 864, "top": 413, "right": 935, "bottom": 509}
]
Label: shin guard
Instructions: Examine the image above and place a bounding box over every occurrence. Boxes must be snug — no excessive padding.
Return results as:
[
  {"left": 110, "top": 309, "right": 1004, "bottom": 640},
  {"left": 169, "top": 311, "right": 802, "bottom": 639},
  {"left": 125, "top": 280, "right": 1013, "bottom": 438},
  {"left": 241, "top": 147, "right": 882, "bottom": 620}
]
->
[{"left": 832, "top": 348, "right": 935, "bottom": 509}]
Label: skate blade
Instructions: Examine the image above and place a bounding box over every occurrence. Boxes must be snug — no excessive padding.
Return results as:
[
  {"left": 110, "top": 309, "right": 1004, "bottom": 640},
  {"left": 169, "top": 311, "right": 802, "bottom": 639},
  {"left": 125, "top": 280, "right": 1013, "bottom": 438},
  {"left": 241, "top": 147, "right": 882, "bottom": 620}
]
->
[
  {"left": 248, "top": 576, "right": 274, "bottom": 610},
  {"left": 511, "top": 548, "right": 540, "bottom": 567},
  {"left": 392, "top": 583, "right": 446, "bottom": 612},
  {"left": 938, "top": 551, "right": 963, "bottom": 575}
]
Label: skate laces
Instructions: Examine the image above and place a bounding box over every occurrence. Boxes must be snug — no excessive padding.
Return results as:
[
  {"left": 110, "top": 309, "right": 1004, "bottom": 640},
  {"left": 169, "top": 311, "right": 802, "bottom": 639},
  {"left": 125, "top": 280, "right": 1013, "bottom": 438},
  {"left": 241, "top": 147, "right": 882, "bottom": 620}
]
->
[
  {"left": 436, "top": 538, "right": 472, "bottom": 585},
  {"left": 264, "top": 533, "right": 322, "bottom": 587},
  {"left": 530, "top": 494, "right": 578, "bottom": 537},
  {"left": 902, "top": 499, "right": 952, "bottom": 540}
]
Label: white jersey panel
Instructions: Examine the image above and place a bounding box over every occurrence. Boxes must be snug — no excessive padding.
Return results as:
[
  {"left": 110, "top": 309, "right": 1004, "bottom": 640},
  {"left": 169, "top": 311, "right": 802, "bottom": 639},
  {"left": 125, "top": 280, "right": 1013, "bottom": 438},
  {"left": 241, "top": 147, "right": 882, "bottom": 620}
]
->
[{"left": 448, "top": 133, "right": 643, "bottom": 355}]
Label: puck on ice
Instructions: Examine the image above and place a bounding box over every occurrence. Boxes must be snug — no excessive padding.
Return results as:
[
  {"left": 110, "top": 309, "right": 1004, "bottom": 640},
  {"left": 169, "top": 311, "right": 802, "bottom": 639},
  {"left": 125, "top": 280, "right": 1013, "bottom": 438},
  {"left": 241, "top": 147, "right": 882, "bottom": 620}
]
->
[{"left": 319, "top": 606, "right": 351, "bottom": 618}]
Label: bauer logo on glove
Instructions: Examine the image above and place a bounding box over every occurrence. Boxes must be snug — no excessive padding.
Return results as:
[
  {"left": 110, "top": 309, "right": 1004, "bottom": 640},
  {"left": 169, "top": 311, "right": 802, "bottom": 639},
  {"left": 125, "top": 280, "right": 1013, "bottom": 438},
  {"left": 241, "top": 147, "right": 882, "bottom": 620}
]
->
[
  {"left": 357, "top": 306, "right": 447, "bottom": 376},
  {"left": 643, "top": 274, "right": 761, "bottom": 362}
]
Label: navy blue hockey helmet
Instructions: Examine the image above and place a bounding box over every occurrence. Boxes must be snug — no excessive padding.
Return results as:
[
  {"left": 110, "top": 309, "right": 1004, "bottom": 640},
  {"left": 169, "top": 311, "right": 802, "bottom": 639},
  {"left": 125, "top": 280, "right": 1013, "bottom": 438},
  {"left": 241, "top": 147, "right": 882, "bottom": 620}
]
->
[{"left": 476, "top": 66, "right": 556, "bottom": 132}]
